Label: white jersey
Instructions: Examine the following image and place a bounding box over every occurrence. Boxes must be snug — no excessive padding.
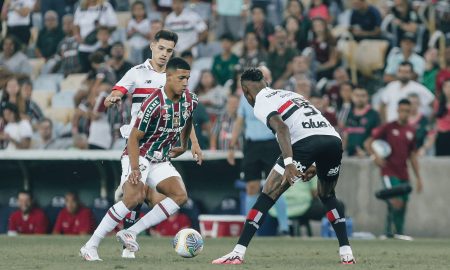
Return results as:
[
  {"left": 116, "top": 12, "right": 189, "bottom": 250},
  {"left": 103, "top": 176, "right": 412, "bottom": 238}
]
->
[
  {"left": 254, "top": 87, "right": 340, "bottom": 144},
  {"left": 112, "top": 60, "right": 166, "bottom": 138}
]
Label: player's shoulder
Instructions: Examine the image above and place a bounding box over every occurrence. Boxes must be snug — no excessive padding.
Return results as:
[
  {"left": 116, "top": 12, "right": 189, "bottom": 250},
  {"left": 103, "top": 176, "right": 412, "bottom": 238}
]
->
[
  {"left": 31, "top": 207, "right": 46, "bottom": 217},
  {"left": 186, "top": 91, "right": 198, "bottom": 102}
]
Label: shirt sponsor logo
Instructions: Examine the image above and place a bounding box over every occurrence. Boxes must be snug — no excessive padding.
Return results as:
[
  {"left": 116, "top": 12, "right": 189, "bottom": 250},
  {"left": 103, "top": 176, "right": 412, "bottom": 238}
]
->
[
  {"left": 162, "top": 104, "right": 170, "bottom": 110},
  {"left": 301, "top": 119, "right": 329, "bottom": 129},
  {"left": 406, "top": 131, "right": 413, "bottom": 141},
  {"left": 163, "top": 113, "right": 171, "bottom": 121},
  {"left": 153, "top": 151, "right": 163, "bottom": 160},
  {"left": 327, "top": 165, "right": 340, "bottom": 176},
  {"left": 145, "top": 80, "right": 152, "bottom": 84},
  {"left": 265, "top": 90, "right": 281, "bottom": 98},
  {"left": 158, "top": 126, "right": 183, "bottom": 133}
]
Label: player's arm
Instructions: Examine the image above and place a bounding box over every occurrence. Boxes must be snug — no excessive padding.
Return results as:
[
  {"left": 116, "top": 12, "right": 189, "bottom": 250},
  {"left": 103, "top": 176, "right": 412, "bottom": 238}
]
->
[
  {"left": 227, "top": 116, "right": 244, "bottom": 165},
  {"left": 409, "top": 150, "right": 423, "bottom": 193},
  {"left": 104, "top": 90, "right": 125, "bottom": 108},
  {"left": 267, "top": 114, "right": 301, "bottom": 185},
  {"left": 364, "top": 136, "right": 385, "bottom": 167},
  {"left": 127, "top": 127, "right": 145, "bottom": 184}
]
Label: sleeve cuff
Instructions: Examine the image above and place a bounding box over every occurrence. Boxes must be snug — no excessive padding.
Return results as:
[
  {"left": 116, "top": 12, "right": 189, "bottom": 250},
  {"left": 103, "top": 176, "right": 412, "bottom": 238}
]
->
[{"left": 112, "top": 85, "right": 128, "bottom": 95}]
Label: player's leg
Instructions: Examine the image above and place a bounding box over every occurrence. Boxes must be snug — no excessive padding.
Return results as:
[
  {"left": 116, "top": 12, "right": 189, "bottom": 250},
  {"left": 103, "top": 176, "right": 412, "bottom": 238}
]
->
[
  {"left": 116, "top": 162, "right": 185, "bottom": 251},
  {"left": 80, "top": 157, "right": 148, "bottom": 261},
  {"left": 387, "top": 177, "right": 408, "bottom": 236},
  {"left": 315, "top": 136, "right": 355, "bottom": 264},
  {"left": 212, "top": 165, "right": 291, "bottom": 264},
  {"left": 243, "top": 141, "right": 263, "bottom": 214}
]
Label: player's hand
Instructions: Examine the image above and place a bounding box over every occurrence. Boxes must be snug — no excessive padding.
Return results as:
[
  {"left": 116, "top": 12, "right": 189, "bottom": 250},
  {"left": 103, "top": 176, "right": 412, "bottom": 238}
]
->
[
  {"left": 416, "top": 177, "right": 423, "bottom": 193},
  {"left": 127, "top": 169, "right": 141, "bottom": 185},
  {"left": 191, "top": 143, "right": 203, "bottom": 165},
  {"left": 169, "top": 147, "right": 187, "bottom": 159},
  {"left": 373, "top": 155, "right": 386, "bottom": 168},
  {"left": 301, "top": 165, "right": 317, "bottom": 182},
  {"left": 282, "top": 164, "right": 302, "bottom": 186},
  {"left": 105, "top": 96, "right": 122, "bottom": 108},
  {"left": 227, "top": 149, "right": 235, "bottom": 166}
]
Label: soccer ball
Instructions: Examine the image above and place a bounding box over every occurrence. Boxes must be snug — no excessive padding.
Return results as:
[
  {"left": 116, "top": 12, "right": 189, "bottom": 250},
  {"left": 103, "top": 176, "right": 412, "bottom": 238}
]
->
[
  {"left": 173, "top": 228, "right": 204, "bottom": 258},
  {"left": 371, "top": 139, "right": 392, "bottom": 159}
]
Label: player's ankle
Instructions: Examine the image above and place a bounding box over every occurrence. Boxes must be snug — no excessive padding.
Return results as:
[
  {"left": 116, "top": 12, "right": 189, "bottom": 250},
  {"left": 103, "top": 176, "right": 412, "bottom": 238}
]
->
[
  {"left": 233, "top": 244, "right": 247, "bottom": 255},
  {"left": 339, "top": 245, "right": 352, "bottom": 255}
]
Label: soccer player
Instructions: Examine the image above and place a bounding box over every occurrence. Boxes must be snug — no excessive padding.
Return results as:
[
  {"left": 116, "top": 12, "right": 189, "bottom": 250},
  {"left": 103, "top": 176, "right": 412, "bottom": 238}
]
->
[
  {"left": 80, "top": 57, "right": 198, "bottom": 261},
  {"left": 365, "top": 99, "right": 423, "bottom": 238},
  {"left": 212, "top": 68, "right": 355, "bottom": 265},
  {"left": 104, "top": 29, "right": 202, "bottom": 258}
]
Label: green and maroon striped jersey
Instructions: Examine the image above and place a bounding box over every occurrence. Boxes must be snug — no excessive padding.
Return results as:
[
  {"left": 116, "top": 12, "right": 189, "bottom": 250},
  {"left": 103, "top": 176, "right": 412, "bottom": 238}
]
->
[{"left": 126, "top": 88, "right": 198, "bottom": 162}]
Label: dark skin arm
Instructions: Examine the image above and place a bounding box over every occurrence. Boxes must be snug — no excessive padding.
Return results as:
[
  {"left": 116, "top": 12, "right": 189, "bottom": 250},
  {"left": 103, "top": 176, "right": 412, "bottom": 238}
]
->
[
  {"left": 268, "top": 114, "right": 302, "bottom": 185},
  {"left": 127, "top": 127, "right": 145, "bottom": 184}
]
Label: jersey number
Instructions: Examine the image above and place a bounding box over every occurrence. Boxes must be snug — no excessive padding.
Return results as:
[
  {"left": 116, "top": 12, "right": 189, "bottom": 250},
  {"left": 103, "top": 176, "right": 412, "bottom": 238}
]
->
[{"left": 292, "top": 98, "right": 318, "bottom": 117}]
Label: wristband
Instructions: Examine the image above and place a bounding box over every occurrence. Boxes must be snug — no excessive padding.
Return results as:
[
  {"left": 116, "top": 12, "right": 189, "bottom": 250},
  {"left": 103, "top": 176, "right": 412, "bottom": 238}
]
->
[{"left": 284, "top": 157, "right": 293, "bottom": 166}]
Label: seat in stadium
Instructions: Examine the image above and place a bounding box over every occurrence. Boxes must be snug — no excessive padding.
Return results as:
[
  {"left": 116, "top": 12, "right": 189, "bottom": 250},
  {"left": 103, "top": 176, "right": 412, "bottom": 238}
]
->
[
  {"left": 192, "top": 57, "right": 213, "bottom": 71},
  {"left": 116, "top": 12, "right": 131, "bottom": 29},
  {"left": 31, "top": 91, "right": 54, "bottom": 110},
  {"left": 45, "top": 107, "right": 75, "bottom": 125},
  {"left": 91, "top": 198, "right": 110, "bottom": 225},
  {"left": 213, "top": 196, "right": 240, "bottom": 215},
  {"left": 33, "top": 75, "right": 59, "bottom": 92},
  {"left": 0, "top": 206, "right": 17, "bottom": 234},
  {"left": 60, "top": 73, "right": 87, "bottom": 92},
  {"left": 44, "top": 196, "right": 65, "bottom": 233},
  {"left": 29, "top": 58, "right": 46, "bottom": 79},
  {"left": 51, "top": 91, "right": 75, "bottom": 108}
]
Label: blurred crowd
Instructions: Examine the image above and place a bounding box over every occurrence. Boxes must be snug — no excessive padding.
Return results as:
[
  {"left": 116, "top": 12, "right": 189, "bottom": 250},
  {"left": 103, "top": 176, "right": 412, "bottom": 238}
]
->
[{"left": 0, "top": 0, "right": 449, "bottom": 157}]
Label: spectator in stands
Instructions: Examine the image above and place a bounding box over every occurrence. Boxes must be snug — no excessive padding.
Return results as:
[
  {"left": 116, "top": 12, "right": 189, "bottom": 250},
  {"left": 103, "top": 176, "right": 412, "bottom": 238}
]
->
[
  {"left": 127, "top": 1, "right": 150, "bottom": 64},
  {"left": 186, "top": 0, "right": 211, "bottom": 23},
  {"left": 18, "top": 77, "right": 44, "bottom": 125},
  {"left": 40, "top": 0, "right": 77, "bottom": 25},
  {"left": 210, "top": 94, "right": 240, "bottom": 150},
  {"left": 308, "top": 0, "right": 330, "bottom": 22},
  {"left": 366, "top": 99, "right": 423, "bottom": 238},
  {"left": 165, "top": 0, "right": 208, "bottom": 54},
  {"left": 343, "top": 87, "right": 380, "bottom": 157},
  {"left": 215, "top": 0, "right": 248, "bottom": 40},
  {"left": 109, "top": 42, "right": 133, "bottom": 81},
  {"left": 192, "top": 100, "right": 211, "bottom": 150},
  {"left": 268, "top": 26, "right": 298, "bottom": 88},
  {"left": 53, "top": 191, "right": 95, "bottom": 235},
  {"left": 283, "top": 16, "right": 309, "bottom": 53},
  {"left": 436, "top": 46, "right": 450, "bottom": 97},
  {"left": 1, "top": 0, "right": 35, "bottom": 45},
  {"left": 94, "top": 26, "right": 112, "bottom": 58},
  {"left": 35, "top": 10, "right": 65, "bottom": 60},
  {"left": 309, "top": 17, "right": 338, "bottom": 80},
  {"left": 421, "top": 79, "right": 450, "bottom": 156},
  {"left": 181, "top": 50, "right": 201, "bottom": 92},
  {"left": 310, "top": 93, "right": 338, "bottom": 127},
  {"left": 7, "top": 190, "right": 48, "bottom": 235},
  {"left": 285, "top": 55, "right": 313, "bottom": 92},
  {"left": 1, "top": 77, "right": 26, "bottom": 116},
  {"left": 390, "top": 0, "right": 420, "bottom": 48},
  {"left": 150, "top": 212, "right": 192, "bottom": 236},
  {"left": 142, "top": 19, "right": 163, "bottom": 60},
  {"left": 196, "top": 70, "right": 229, "bottom": 123},
  {"left": 33, "top": 118, "right": 71, "bottom": 149},
  {"left": 422, "top": 48, "right": 439, "bottom": 95},
  {"left": 350, "top": 0, "right": 382, "bottom": 41},
  {"left": 380, "top": 61, "right": 434, "bottom": 123},
  {"left": 0, "top": 102, "right": 32, "bottom": 149},
  {"left": 384, "top": 33, "right": 425, "bottom": 83},
  {"left": 212, "top": 33, "right": 239, "bottom": 86},
  {"left": 87, "top": 51, "right": 116, "bottom": 87},
  {"left": 74, "top": 0, "right": 118, "bottom": 72},
  {"left": 336, "top": 81, "right": 353, "bottom": 129},
  {"left": 54, "top": 14, "right": 81, "bottom": 76},
  {"left": 245, "top": 5, "right": 274, "bottom": 50},
  {"left": 87, "top": 83, "right": 113, "bottom": 149},
  {"left": 294, "top": 74, "right": 313, "bottom": 99},
  {"left": 283, "top": 0, "right": 311, "bottom": 47},
  {"left": 324, "top": 67, "right": 350, "bottom": 108},
  {"left": 239, "top": 31, "right": 267, "bottom": 70},
  {"left": 0, "top": 35, "right": 32, "bottom": 75},
  {"left": 407, "top": 93, "right": 428, "bottom": 149}
]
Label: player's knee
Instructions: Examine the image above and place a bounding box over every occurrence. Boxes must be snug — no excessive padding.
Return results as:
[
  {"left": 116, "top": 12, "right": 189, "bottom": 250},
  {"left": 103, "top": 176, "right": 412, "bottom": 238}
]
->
[{"left": 170, "top": 191, "right": 188, "bottom": 206}]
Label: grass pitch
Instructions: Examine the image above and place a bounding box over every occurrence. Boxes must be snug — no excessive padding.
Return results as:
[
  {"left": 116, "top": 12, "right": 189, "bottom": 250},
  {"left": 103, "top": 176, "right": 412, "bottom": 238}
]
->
[{"left": 0, "top": 236, "right": 448, "bottom": 270}]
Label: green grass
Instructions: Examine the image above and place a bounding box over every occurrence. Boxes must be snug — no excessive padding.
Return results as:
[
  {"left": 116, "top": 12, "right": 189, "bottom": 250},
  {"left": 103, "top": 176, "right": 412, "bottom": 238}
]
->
[{"left": 0, "top": 236, "right": 449, "bottom": 270}]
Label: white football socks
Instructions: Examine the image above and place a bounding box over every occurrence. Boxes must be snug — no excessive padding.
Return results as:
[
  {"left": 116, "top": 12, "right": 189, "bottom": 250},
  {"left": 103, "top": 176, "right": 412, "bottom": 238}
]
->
[
  {"left": 86, "top": 201, "right": 130, "bottom": 248},
  {"left": 128, "top": 197, "right": 180, "bottom": 234},
  {"left": 339, "top": 245, "right": 353, "bottom": 255},
  {"left": 233, "top": 244, "right": 247, "bottom": 255}
]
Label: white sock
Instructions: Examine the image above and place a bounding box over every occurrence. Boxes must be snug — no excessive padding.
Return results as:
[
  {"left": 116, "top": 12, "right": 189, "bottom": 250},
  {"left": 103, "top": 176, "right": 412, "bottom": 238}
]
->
[
  {"left": 86, "top": 201, "right": 130, "bottom": 248},
  {"left": 233, "top": 244, "right": 247, "bottom": 255},
  {"left": 128, "top": 197, "right": 180, "bottom": 234},
  {"left": 339, "top": 245, "right": 353, "bottom": 255}
]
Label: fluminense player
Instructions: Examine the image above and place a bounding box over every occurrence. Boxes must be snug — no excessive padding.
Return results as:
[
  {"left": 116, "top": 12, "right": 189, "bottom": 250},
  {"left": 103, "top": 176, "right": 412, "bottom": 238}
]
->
[{"left": 212, "top": 68, "right": 355, "bottom": 265}]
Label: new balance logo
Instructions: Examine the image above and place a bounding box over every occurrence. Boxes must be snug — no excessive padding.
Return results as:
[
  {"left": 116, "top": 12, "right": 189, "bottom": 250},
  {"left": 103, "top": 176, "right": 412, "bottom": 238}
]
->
[
  {"left": 327, "top": 165, "right": 340, "bottom": 176},
  {"left": 145, "top": 80, "right": 152, "bottom": 84},
  {"left": 334, "top": 218, "right": 346, "bottom": 224},
  {"left": 301, "top": 119, "right": 329, "bottom": 129}
]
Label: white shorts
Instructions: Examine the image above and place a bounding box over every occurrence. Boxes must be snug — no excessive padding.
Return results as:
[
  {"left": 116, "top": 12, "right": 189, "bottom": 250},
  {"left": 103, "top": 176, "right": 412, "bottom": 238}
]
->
[{"left": 115, "top": 155, "right": 181, "bottom": 201}]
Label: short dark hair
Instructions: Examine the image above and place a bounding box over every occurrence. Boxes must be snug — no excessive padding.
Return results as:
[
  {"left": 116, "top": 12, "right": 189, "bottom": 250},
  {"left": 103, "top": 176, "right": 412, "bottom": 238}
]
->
[
  {"left": 89, "top": 51, "right": 105, "bottom": 64},
  {"left": 353, "top": 85, "right": 367, "bottom": 92},
  {"left": 241, "top": 68, "right": 264, "bottom": 83},
  {"left": 167, "top": 57, "right": 190, "bottom": 71},
  {"left": 398, "top": 98, "right": 411, "bottom": 106},
  {"left": 154, "top": 29, "right": 178, "bottom": 45},
  {"left": 111, "top": 41, "right": 124, "bottom": 48},
  {"left": 399, "top": 61, "right": 413, "bottom": 71},
  {"left": 40, "top": 117, "right": 53, "bottom": 128},
  {"left": 180, "top": 50, "right": 193, "bottom": 58},
  {"left": 65, "top": 191, "right": 80, "bottom": 203},
  {"left": 220, "top": 33, "right": 235, "bottom": 42},
  {"left": 97, "top": 25, "right": 110, "bottom": 33}
]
